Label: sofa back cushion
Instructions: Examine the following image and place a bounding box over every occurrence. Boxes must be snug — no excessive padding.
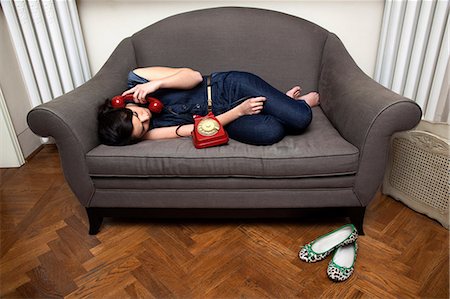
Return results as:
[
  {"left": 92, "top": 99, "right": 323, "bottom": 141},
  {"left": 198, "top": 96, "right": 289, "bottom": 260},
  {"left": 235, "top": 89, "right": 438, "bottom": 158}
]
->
[{"left": 131, "top": 7, "right": 329, "bottom": 92}]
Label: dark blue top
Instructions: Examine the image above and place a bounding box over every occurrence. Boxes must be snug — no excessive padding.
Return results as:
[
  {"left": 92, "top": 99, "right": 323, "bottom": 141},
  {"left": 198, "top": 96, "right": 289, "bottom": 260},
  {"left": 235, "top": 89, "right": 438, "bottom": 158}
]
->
[{"left": 149, "top": 77, "right": 210, "bottom": 128}]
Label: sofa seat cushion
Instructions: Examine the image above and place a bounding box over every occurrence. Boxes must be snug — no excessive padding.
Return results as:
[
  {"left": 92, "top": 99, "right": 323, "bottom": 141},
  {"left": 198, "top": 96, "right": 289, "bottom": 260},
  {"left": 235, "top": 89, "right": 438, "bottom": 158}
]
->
[{"left": 86, "top": 108, "right": 359, "bottom": 178}]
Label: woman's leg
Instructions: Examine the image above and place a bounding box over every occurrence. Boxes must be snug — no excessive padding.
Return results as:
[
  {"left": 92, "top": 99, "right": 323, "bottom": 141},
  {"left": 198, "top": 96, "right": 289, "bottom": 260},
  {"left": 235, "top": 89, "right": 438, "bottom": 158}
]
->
[
  {"left": 225, "top": 114, "right": 285, "bottom": 145},
  {"left": 224, "top": 71, "right": 313, "bottom": 132}
]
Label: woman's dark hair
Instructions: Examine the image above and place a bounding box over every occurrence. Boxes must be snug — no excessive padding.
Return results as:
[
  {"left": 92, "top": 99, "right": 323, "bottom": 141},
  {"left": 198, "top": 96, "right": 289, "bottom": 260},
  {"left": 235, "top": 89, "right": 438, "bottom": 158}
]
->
[{"left": 97, "top": 99, "right": 135, "bottom": 146}]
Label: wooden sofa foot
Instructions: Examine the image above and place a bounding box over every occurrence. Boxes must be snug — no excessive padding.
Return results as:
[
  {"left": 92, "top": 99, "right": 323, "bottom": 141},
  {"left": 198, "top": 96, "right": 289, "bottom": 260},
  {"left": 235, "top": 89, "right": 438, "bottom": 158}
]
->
[{"left": 86, "top": 208, "right": 103, "bottom": 235}]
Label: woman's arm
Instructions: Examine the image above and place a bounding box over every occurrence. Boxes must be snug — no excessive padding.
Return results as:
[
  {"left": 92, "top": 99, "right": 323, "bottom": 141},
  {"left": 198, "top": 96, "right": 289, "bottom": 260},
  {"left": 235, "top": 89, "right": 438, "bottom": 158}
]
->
[
  {"left": 144, "top": 124, "right": 194, "bottom": 140},
  {"left": 143, "top": 97, "right": 266, "bottom": 140},
  {"left": 216, "top": 96, "right": 266, "bottom": 124},
  {"left": 132, "top": 66, "right": 201, "bottom": 82},
  {"left": 122, "top": 66, "right": 203, "bottom": 103}
]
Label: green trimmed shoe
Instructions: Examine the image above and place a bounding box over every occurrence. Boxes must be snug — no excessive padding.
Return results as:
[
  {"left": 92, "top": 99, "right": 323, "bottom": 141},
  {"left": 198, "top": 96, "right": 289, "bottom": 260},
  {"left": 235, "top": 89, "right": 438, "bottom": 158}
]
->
[
  {"left": 298, "top": 224, "right": 358, "bottom": 263},
  {"left": 327, "top": 241, "right": 358, "bottom": 282}
]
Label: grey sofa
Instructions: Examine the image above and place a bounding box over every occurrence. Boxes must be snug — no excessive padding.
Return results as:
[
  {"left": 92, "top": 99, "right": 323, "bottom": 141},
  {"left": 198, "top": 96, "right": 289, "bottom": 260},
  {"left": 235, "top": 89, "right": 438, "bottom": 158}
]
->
[{"left": 27, "top": 7, "right": 421, "bottom": 235}]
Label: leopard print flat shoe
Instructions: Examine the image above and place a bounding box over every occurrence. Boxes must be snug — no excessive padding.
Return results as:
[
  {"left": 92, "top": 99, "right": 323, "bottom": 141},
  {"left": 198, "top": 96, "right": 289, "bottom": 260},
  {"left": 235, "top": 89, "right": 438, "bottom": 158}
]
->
[
  {"left": 298, "top": 224, "right": 358, "bottom": 263},
  {"left": 327, "top": 241, "right": 358, "bottom": 282}
]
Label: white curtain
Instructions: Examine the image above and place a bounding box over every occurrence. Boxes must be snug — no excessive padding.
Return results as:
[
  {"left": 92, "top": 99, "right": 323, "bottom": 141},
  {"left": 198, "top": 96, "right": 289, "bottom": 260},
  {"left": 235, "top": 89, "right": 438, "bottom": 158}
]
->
[
  {"left": 1, "top": 0, "right": 91, "bottom": 108},
  {"left": 375, "top": 0, "right": 449, "bottom": 123}
]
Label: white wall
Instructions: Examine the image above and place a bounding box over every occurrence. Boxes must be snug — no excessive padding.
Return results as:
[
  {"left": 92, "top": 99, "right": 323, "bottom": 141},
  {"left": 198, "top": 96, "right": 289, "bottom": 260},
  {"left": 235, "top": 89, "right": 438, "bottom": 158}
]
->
[
  {"left": 0, "top": 7, "right": 41, "bottom": 160},
  {"left": 78, "top": 0, "right": 384, "bottom": 77}
]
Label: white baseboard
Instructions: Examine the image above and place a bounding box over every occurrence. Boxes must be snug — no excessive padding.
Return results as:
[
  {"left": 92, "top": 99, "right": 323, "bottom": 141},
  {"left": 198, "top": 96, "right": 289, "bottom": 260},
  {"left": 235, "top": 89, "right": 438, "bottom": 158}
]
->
[{"left": 17, "top": 127, "right": 42, "bottom": 159}]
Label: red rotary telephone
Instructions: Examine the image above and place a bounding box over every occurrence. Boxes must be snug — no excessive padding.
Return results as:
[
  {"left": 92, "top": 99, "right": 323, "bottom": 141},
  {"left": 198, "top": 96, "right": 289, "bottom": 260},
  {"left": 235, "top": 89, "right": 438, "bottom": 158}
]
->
[
  {"left": 111, "top": 94, "right": 164, "bottom": 113},
  {"left": 192, "top": 112, "right": 229, "bottom": 149}
]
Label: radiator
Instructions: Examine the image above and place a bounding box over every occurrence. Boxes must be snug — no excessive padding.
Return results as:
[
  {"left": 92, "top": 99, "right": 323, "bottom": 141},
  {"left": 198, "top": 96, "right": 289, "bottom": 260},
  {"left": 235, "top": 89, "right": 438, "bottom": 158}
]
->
[{"left": 382, "top": 130, "right": 449, "bottom": 229}]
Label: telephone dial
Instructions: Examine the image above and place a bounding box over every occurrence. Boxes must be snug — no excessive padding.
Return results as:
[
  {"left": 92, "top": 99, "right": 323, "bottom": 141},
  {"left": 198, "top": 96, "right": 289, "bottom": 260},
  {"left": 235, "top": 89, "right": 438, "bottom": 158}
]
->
[
  {"left": 111, "top": 94, "right": 164, "bottom": 113},
  {"left": 192, "top": 112, "right": 229, "bottom": 149}
]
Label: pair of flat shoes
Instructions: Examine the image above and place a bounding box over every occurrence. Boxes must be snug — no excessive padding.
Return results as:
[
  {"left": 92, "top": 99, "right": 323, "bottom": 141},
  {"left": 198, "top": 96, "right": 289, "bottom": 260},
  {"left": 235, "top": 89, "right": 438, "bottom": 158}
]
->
[{"left": 299, "top": 224, "right": 358, "bottom": 282}]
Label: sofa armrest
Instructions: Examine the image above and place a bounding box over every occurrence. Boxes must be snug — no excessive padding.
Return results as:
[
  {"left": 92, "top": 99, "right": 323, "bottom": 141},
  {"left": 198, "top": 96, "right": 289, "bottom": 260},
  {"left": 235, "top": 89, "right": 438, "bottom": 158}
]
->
[
  {"left": 27, "top": 37, "right": 137, "bottom": 206},
  {"left": 319, "top": 33, "right": 422, "bottom": 206}
]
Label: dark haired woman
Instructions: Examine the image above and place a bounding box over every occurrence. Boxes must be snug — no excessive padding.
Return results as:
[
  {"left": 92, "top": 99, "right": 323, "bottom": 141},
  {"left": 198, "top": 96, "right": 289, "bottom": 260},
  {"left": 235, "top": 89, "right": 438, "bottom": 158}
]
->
[{"left": 98, "top": 66, "right": 319, "bottom": 146}]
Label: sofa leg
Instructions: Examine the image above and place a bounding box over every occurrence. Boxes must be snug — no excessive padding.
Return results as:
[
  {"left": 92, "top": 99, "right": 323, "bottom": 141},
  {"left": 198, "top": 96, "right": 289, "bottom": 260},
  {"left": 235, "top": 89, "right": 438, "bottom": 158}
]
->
[
  {"left": 349, "top": 207, "right": 366, "bottom": 235},
  {"left": 86, "top": 208, "right": 103, "bottom": 235}
]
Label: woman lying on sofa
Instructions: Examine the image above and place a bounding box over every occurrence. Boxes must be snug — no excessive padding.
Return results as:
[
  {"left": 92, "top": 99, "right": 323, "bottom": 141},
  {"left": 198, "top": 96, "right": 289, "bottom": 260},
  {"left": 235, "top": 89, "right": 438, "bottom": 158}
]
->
[{"left": 98, "top": 66, "right": 320, "bottom": 146}]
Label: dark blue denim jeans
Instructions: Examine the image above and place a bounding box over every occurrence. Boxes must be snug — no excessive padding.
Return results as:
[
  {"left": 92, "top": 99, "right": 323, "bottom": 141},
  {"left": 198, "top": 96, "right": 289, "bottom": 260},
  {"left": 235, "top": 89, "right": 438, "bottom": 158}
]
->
[{"left": 211, "top": 71, "right": 312, "bottom": 145}]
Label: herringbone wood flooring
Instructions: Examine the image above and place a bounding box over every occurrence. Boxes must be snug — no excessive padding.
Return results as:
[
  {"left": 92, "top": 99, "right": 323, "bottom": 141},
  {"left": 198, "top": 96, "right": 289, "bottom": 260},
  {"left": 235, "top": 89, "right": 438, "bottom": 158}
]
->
[{"left": 1, "top": 145, "right": 448, "bottom": 298}]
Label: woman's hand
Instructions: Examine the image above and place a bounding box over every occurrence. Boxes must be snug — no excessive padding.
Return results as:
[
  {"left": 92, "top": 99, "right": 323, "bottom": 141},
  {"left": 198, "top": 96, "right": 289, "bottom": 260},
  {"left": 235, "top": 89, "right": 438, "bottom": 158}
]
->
[
  {"left": 122, "top": 81, "right": 161, "bottom": 104},
  {"left": 236, "top": 96, "right": 266, "bottom": 116},
  {"left": 212, "top": 96, "right": 265, "bottom": 127}
]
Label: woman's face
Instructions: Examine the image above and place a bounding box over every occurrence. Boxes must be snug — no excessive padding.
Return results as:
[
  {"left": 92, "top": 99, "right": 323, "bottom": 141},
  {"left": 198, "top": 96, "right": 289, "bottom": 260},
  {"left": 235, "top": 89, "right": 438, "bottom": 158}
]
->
[{"left": 127, "top": 105, "right": 151, "bottom": 139}]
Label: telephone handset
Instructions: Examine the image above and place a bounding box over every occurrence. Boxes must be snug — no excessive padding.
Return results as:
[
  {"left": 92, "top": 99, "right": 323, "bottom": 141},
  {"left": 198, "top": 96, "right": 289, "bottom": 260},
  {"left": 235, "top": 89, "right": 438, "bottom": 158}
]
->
[
  {"left": 111, "top": 94, "right": 164, "bottom": 113},
  {"left": 192, "top": 112, "right": 229, "bottom": 149}
]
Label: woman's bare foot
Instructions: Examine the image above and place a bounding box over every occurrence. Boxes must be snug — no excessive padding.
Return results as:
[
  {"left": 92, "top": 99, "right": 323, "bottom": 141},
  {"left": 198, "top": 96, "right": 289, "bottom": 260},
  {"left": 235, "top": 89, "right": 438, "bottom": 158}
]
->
[
  {"left": 286, "top": 86, "right": 320, "bottom": 107},
  {"left": 300, "top": 92, "right": 320, "bottom": 107},
  {"left": 286, "top": 86, "right": 302, "bottom": 99}
]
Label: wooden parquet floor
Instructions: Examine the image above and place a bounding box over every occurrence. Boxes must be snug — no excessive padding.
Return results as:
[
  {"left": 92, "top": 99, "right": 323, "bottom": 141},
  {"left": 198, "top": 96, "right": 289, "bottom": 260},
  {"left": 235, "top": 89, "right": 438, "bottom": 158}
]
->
[{"left": 1, "top": 145, "right": 449, "bottom": 298}]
